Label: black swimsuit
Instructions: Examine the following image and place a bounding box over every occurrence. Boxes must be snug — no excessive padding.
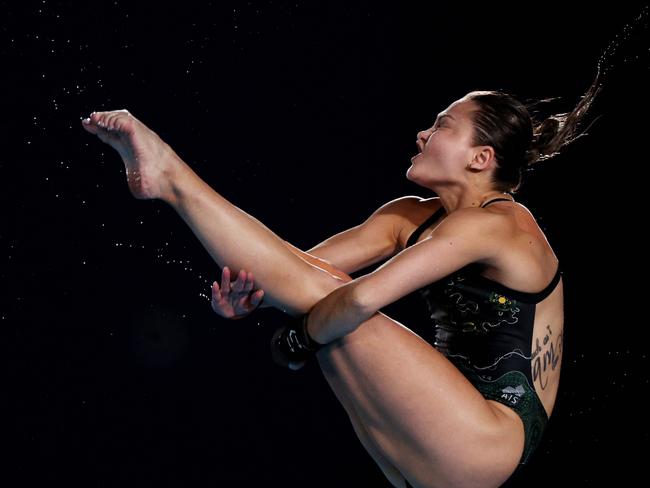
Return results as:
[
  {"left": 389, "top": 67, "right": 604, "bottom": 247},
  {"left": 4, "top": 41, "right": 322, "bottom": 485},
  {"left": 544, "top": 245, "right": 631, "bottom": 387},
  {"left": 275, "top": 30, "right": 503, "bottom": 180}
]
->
[{"left": 403, "top": 197, "right": 562, "bottom": 468}]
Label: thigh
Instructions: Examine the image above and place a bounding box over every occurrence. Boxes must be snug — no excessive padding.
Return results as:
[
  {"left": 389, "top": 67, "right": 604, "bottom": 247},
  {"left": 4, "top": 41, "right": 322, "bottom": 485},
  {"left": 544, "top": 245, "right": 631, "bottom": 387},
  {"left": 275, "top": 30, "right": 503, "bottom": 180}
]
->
[
  {"left": 321, "top": 369, "right": 408, "bottom": 488},
  {"left": 288, "top": 248, "right": 410, "bottom": 486},
  {"left": 316, "top": 313, "right": 525, "bottom": 488}
]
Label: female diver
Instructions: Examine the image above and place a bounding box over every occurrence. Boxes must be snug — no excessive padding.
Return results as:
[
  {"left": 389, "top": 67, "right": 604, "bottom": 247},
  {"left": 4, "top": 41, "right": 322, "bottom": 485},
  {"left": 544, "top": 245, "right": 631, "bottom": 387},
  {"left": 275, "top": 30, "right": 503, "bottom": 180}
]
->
[{"left": 81, "top": 75, "right": 600, "bottom": 487}]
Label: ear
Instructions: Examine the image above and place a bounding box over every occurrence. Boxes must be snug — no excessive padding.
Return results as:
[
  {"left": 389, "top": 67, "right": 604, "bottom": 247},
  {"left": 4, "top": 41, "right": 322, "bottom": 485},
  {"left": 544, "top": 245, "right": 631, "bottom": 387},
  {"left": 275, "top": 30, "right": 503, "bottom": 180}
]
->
[{"left": 468, "top": 146, "right": 496, "bottom": 171}]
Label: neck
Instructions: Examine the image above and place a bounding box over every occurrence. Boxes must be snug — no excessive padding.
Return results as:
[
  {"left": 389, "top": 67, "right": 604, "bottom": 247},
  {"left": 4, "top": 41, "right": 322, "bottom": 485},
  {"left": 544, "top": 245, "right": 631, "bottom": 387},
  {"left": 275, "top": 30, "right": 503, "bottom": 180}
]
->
[{"left": 434, "top": 185, "right": 513, "bottom": 214}]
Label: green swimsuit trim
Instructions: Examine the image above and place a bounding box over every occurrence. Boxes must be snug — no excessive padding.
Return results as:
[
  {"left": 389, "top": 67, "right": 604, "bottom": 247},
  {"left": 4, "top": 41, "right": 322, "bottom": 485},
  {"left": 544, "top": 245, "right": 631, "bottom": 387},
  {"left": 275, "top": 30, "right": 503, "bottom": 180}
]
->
[{"left": 455, "top": 365, "right": 548, "bottom": 465}]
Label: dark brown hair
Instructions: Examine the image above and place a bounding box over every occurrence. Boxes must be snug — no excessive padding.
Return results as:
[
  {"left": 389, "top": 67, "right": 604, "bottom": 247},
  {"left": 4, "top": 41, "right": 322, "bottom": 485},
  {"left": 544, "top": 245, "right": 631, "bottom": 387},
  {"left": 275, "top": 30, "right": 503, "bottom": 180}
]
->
[
  {"left": 465, "top": 5, "right": 647, "bottom": 194},
  {"left": 466, "top": 75, "right": 602, "bottom": 193}
]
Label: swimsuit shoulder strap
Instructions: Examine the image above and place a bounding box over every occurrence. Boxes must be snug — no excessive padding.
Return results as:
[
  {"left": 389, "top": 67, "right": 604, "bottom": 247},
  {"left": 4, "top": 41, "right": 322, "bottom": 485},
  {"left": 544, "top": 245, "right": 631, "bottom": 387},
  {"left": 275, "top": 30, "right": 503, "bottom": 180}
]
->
[
  {"left": 473, "top": 263, "right": 563, "bottom": 304},
  {"left": 405, "top": 207, "right": 446, "bottom": 248},
  {"left": 406, "top": 196, "right": 511, "bottom": 248},
  {"left": 480, "top": 197, "right": 513, "bottom": 208}
]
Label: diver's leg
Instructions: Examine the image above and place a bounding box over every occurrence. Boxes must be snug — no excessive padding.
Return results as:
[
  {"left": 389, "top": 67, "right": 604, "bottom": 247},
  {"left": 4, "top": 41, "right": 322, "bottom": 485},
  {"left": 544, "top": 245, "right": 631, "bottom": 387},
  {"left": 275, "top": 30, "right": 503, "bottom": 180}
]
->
[
  {"left": 332, "top": 381, "right": 410, "bottom": 488},
  {"left": 314, "top": 315, "right": 525, "bottom": 488},
  {"left": 82, "top": 110, "right": 344, "bottom": 316},
  {"left": 82, "top": 111, "right": 523, "bottom": 486},
  {"left": 83, "top": 110, "right": 408, "bottom": 485}
]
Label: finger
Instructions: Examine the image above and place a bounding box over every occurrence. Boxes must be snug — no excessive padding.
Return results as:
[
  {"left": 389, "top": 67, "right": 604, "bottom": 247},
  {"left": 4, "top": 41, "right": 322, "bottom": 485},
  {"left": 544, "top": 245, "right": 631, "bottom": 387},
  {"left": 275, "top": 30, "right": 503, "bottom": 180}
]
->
[
  {"left": 237, "top": 295, "right": 250, "bottom": 310},
  {"left": 210, "top": 297, "right": 219, "bottom": 313},
  {"left": 211, "top": 288, "right": 223, "bottom": 312},
  {"left": 211, "top": 287, "right": 231, "bottom": 314},
  {"left": 238, "top": 269, "right": 248, "bottom": 290},
  {"left": 211, "top": 281, "right": 223, "bottom": 301},
  {"left": 212, "top": 280, "right": 221, "bottom": 298},
  {"left": 250, "top": 289, "right": 264, "bottom": 305},
  {"left": 244, "top": 271, "right": 255, "bottom": 292},
  {"left": 221, "top": 266, "right": 231, "bottom": 297},
  {"left": 232, "top": 269, "right": 246, "bottom": 293}
]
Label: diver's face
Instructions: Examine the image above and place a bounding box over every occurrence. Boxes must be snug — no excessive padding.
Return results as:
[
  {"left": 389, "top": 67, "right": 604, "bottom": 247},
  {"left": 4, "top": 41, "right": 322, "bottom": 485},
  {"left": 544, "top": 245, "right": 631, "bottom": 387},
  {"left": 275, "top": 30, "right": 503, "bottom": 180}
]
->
[{"left": 406, "top": 98, "right": 478, "bottom": 186}]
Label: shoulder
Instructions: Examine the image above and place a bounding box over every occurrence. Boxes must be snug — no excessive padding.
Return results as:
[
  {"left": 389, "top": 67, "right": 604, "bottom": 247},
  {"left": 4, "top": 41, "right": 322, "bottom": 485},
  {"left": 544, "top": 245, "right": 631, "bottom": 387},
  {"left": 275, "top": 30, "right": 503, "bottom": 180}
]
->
[
  {"left": 442, "top": 205, "right": 514, "bottom": 235},
  {"left": 375, "top": 195, "right": 433, "bottom": 212},
  {"left": 432, "top": 206, "right": 515, "bottom": 263},
  {"left": 375, "top": 195, "right": 442, "bottom": 222},
  {"left": 369, "top": 195, "right": 436, "bottom": 227},
  {"left": 374, "top": 195, "right": 440, "bottom": 240}
]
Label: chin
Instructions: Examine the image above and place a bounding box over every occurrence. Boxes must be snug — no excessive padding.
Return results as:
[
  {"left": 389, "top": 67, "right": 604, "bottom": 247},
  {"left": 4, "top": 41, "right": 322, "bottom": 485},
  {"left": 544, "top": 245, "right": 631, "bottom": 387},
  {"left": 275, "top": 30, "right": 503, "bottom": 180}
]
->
[
  {"left": 405, "top": 169, "right": 426, "bottom": 186},
  {"left": 405, "top": 166, "right": 416, "bottom": 182},
  {"left": 406, "top": 163, "right": 426, "bottom": 183}
]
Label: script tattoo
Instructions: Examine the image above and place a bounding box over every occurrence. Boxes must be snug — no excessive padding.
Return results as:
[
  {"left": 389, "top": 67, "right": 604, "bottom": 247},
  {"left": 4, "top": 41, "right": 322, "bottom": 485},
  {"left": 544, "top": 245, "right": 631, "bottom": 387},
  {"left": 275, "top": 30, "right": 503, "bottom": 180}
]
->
[{"left": 531, "top": 324, "right": 563, "bottom": 390}]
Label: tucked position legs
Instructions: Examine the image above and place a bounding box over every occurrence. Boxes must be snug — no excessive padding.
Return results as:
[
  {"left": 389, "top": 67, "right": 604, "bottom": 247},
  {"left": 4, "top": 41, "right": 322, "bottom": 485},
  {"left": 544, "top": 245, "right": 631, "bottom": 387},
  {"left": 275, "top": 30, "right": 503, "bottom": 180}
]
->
[
  {"left": 82, "top": 111, "right": 525, "bottom": 488},
  {"left": 82, "top": 110, "right": 409, "bottom": 484}
]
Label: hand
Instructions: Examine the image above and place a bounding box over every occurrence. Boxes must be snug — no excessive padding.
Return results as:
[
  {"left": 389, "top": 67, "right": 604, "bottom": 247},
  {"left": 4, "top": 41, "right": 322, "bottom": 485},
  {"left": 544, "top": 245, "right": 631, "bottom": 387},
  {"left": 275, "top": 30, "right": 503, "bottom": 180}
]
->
[{"left": 211, "top": 266, "right": 265, "bottom": 319}]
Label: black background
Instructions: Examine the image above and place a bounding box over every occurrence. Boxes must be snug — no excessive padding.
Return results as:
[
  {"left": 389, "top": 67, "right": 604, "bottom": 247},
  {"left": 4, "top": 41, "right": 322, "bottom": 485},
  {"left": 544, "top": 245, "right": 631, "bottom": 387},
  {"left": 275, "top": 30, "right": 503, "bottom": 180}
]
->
[{"left": 1, "top": 1, "right": 648, "bottom": 486}]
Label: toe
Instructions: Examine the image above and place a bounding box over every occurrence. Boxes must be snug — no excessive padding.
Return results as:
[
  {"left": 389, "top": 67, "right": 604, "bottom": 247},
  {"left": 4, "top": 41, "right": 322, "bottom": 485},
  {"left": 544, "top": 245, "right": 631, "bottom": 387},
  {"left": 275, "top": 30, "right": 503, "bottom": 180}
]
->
[
  {"left": 105, "top": 113, "right": 119, "bottom": 131},
  {"left": 81, "top": 120, "right": 99, "bottom": 133},
  {"left": 89, "top": 111, "right": 104, "bottom": 125},
  {"left": 81, "top": 114, "right": 101, "bottom": 133}
]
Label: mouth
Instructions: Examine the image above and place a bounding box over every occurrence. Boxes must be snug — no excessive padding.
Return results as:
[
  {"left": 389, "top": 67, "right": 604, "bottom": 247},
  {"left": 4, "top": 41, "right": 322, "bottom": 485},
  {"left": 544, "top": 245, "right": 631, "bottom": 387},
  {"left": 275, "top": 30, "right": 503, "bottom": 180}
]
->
[{"left": 410, "top": 153, "right": 422, "bottom": 162}]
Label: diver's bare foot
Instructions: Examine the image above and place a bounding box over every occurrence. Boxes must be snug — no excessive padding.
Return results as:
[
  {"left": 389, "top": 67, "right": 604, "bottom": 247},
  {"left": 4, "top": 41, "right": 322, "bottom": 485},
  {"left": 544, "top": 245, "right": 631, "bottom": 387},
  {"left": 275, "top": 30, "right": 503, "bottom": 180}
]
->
[{"left": 81, "top": 109, "right": 180, "bottom": 201}]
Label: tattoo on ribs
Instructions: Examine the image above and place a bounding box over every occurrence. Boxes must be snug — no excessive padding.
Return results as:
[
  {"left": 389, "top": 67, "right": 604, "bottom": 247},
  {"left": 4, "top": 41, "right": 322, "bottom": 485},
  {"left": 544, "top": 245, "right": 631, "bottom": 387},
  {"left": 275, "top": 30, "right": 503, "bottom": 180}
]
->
[{"left": 531, "top": 324, "right": 563, "bottom": 390}]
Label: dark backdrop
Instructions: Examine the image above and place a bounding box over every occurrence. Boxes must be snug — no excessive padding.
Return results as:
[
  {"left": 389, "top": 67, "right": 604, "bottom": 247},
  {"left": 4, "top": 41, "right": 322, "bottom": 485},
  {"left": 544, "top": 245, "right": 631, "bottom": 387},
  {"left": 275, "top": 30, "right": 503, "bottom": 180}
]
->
[{"left": 1, "top": 1, "right": 648, "bottom": 486}]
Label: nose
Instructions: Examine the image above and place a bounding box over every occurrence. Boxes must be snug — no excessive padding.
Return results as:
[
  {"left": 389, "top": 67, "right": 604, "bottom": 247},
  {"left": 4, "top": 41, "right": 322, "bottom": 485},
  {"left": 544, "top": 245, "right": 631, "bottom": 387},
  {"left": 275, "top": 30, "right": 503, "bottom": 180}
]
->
[{"left": 416, "top": 129, "right": 430, "bottom": 152}]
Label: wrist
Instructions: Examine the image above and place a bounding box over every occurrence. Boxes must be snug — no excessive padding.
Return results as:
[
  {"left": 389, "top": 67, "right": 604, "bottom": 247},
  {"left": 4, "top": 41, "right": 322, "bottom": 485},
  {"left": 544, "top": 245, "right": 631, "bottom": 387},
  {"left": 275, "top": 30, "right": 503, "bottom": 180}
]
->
[
  {"left": 301, "top": 313, "right": 326, "bottom": 351},
  {"left": 270, "top": 312, "right": 327, "bottom": 368}
]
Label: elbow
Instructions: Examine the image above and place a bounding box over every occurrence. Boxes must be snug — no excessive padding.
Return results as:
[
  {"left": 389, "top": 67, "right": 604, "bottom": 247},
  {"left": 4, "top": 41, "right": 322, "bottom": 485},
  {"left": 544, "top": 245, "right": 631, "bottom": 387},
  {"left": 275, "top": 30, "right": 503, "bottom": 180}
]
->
[{"left": 348, "top": 280, "right": 376, "bottom": 322}]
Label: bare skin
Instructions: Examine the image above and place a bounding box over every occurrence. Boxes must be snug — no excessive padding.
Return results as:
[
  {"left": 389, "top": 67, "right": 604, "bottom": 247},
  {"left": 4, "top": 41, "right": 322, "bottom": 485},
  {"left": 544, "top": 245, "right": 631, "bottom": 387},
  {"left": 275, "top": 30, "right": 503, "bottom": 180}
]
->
[
  {"left": 81, "top": 110, "right": 411, "bottom": 485},
  {"left": 82, "top": 110, "right": 336, "bottom": 315},
  {"left": 81, "top": 109, "right": 562, "bottom": 488},
  {"left": 210, "top": 266, "right": 265, "bottom": 319}
]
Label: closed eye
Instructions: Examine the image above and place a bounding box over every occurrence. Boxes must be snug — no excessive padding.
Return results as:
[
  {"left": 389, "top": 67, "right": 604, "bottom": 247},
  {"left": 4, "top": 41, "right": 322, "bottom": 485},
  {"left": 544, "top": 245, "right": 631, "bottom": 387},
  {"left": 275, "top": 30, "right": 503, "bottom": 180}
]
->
[{"left": 433, "top": 114, "right": 453, "bottom": 130}]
